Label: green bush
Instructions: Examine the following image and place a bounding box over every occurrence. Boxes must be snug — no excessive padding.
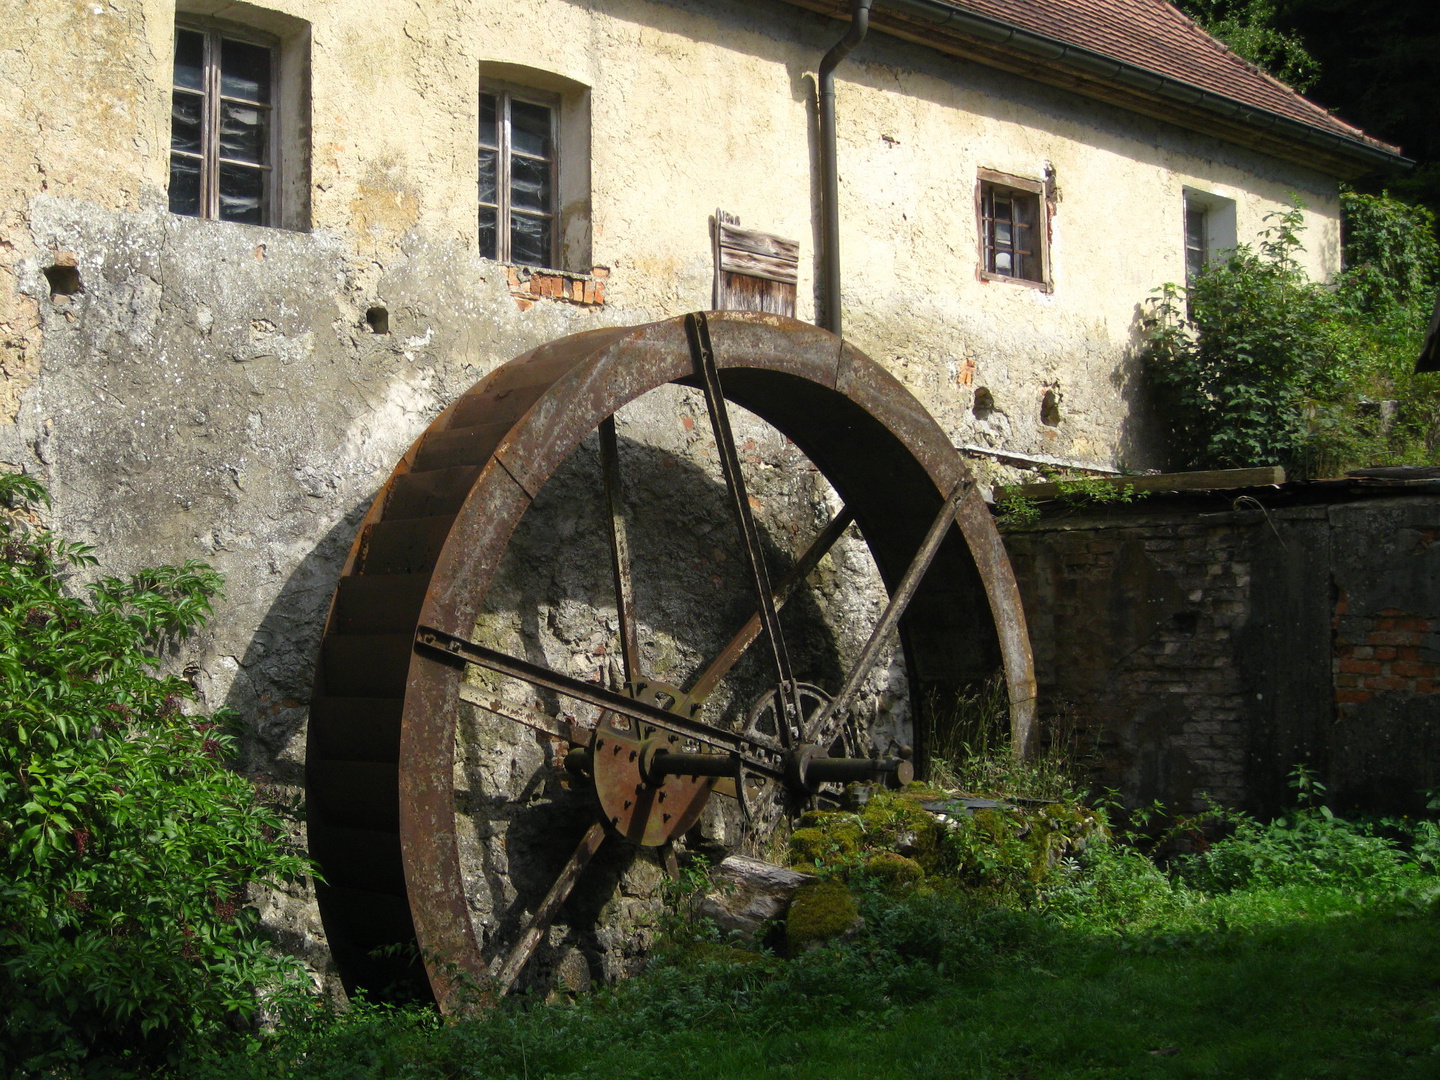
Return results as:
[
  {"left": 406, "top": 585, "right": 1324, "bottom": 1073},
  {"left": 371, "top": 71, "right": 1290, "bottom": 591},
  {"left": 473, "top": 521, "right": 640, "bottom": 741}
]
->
[
  {"left": 1176, "top": 769, "right": 1412, "bottom": 895},
  {"left": 0, "top": 474, "right": 316, "bottom": 1076},
  {"left": 1142, "top": 194, "right": 1440, "bottom": 475}
]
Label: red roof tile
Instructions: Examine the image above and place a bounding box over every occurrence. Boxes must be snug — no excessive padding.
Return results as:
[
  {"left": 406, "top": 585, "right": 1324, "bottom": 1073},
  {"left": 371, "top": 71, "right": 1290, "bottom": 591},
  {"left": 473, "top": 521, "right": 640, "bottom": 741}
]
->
[{"left": 935, "top": 0, "right": 1394, "bottom": 152}]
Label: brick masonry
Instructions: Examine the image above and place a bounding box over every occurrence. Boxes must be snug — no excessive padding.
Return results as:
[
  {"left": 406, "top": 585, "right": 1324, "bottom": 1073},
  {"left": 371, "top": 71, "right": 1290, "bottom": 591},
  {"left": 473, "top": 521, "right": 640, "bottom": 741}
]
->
[
  {"left": 1002, "top": 490, "right": 1440, "bottom": 815},
  {"left": 505, "top": 264, "right": 608, "bottom": 311}
]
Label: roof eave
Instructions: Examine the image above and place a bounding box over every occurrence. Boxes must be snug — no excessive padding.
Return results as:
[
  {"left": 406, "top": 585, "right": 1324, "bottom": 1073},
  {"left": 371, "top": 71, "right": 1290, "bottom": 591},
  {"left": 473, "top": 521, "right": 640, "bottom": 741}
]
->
[{"left": 785, "top": 0, "right": 1410, "bottom": 179}]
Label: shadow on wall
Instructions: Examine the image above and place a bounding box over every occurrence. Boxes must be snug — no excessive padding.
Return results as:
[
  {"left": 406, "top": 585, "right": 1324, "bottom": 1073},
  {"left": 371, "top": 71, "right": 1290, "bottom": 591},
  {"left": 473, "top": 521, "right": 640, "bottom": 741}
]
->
[{"left": 221, "top": 497, "right": 372, "bottom": 785}]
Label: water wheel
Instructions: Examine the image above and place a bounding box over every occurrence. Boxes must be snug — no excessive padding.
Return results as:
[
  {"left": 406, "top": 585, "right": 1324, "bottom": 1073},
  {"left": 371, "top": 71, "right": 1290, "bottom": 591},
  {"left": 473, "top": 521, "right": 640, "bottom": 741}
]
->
[{"left": 308, "top": 311, "right": 1034, "bottom": 1010}]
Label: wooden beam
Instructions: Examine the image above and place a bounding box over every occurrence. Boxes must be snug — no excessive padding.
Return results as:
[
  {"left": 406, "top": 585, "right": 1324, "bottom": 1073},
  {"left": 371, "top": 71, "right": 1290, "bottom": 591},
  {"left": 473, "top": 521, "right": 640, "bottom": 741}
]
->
[{"left": 996, "top": 466, "right": 1286, "bottom": 502}]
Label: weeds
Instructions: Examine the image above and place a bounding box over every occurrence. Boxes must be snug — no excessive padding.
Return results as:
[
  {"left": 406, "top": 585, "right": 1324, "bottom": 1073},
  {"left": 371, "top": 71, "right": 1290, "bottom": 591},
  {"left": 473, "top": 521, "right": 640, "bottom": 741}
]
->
[{"left": 922, "top": 673, "right": 1092, "bottom": 802}]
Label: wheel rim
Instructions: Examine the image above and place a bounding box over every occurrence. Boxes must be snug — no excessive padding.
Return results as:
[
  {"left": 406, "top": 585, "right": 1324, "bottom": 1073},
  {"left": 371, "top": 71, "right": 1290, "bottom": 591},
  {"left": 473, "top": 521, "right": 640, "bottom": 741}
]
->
[{"left": 308, "top": 311, "right": 1035, "bottom": 1009}]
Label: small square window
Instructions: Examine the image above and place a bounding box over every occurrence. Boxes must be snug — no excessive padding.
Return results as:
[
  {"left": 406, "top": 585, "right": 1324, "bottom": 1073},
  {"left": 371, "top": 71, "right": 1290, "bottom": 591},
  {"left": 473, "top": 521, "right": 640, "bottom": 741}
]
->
[
  {"left": 169, "top": 25, "right": 276, "bottom": 226},
  {"left": 1182, "top": 190, "right": 1238, "bottom": 284},
  {"left": 479, "top": 87, "right": 558, "bottom": 268},
  {"left": 977, "top": 171, "right": 1049, "bottom": 289}
]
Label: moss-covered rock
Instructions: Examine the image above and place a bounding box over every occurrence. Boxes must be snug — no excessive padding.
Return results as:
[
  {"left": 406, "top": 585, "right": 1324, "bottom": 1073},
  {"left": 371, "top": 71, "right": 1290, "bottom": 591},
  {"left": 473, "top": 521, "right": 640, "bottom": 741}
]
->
[
  {"left": 786, "top": 815, "right": 864, "bottom": 867},
  {"left": 862, "top": 851, "right": 925, "bottom": 889},
  {"left": 785, "top": 880, "right": 861, "bottom": 955}
]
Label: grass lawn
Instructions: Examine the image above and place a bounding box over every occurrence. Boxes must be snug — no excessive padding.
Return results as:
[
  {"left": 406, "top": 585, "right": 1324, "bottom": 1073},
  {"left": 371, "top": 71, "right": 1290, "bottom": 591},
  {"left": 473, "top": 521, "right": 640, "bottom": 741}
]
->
[
  {"left": 709, "top": 910, "right": 1440, "bottom": 1080},
  {"left": 518, "top": 903, "right": 1440, "bottom": 1080}
]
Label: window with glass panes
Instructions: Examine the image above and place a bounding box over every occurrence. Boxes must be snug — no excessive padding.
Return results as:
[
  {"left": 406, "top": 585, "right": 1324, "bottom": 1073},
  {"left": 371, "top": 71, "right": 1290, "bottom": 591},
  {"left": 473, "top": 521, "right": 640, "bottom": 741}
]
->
[
  {"left": 169, "top": 25, "right": 274, "bottom": 225},
  {"left": 980, "top": 182, "right": 1042, "bottom": 283},
  {"left": 1185, "top": 200, "right": 1208, "bottom": 282},
  {"left": 478, "top": 89, "right": 557, "bottom": 267}
]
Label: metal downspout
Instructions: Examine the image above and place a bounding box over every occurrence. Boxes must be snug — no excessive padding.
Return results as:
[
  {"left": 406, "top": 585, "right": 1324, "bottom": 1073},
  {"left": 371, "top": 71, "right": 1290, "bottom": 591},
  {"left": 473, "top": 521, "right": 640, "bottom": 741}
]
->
[{"left": 818, "top": 0, "right": 872, "bottom": 336}]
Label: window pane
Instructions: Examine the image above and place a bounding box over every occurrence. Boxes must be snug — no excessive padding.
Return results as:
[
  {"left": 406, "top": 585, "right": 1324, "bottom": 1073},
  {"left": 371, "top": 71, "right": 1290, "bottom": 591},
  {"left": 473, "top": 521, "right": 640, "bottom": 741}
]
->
[
  {"left": 995, "top": 250, "right": 1013, "bottom": 275},
  {"left": 510, "top": 153, "right": 551, "bottom": 213},
  {"left": 220, "top": 38, "right": 271, "bottom": 103},
  {"left": 1014, "top": 195, "right": 1037, "bottom": 230},
  {"left": 219, "top": 100, "right": 268, "bottom": 164},
  {"left": 171, "top": 91, "right": 203, "bottom": 154},
  {"left": 510, "top": 212, "right": 551, "bottom": 267},
  {"left": 510, "top": 100, "right": 552, "bottom": 159},
  {"left": 218, "top": 162, "right": 265, "bottom": 224},
  {"left": 478, "top": 148, "right": 498, "bottom": 206},
  {"left": 169, "top": 154, "right": 202, "bottom": 217},
  {"left": 174, "top": 29, "right": 204, "bottom": 91},
  {"left": 479, "top": 206, "right": 498, "bottom": 259},
  {"left": 479, "top": 93, "right": 498, "bottom": 148},
  {"left": 994, "top": 220, "right": 1012, "bottom": 247}
]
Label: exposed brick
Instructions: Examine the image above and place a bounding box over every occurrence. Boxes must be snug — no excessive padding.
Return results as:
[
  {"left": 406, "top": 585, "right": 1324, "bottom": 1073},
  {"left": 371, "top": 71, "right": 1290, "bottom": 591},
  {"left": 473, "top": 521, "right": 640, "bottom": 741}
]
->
[
  {"left": 1398, "top": 617, "right": 1434, "bottom": 633},
  {"left": 1349, "top": 645, "right": 1373, "bottom": 659},
  {"left": 1391, "top": 661, "right": 1435, "bottom": 678},
  {"left": 1365, "top": 630, "right": 1420, "bottom": 647},
  {"left": 1338, "top": 659, "right": 1382, "bottom": 675},
  {"left": 1363, "top": 675, "right": 1408, "bottom": 691},
  {"left": 1374, "top": 646, "right": 1397, "bottom": 661},
  {"left": 513, "top": 297, "right": 534, "bottom": 311},
  {"left": 593, "top": 282, "right": 605, "bottom": 304},
  {"left": 591, "top": 265, "right": 610, "bottom": 279},
  {"left": 1336, "top": 689, "right": 1374, "bottom": 704}
]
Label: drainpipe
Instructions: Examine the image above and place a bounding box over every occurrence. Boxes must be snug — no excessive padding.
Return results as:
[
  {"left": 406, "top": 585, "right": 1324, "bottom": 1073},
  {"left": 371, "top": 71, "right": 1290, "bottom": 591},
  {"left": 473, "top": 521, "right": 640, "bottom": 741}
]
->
[{"left": 818, "top": 0, "right": 871, "bottom": 336}]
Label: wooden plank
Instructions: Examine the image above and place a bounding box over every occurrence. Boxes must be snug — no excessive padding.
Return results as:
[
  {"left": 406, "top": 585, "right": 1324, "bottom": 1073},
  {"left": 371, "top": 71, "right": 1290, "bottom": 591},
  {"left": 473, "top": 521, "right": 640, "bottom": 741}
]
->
[
  {"left": 996, "top": 466, "right": 1286, "bottom": 502},
  {"left": 718, "top": 221, "right": 800, "bottom": 262},
  {"left": 718, "top": 246, "right": 799, "bottom": 284},
  {"left": 718, "top": 272, "right": 796, "bottom": 316}
]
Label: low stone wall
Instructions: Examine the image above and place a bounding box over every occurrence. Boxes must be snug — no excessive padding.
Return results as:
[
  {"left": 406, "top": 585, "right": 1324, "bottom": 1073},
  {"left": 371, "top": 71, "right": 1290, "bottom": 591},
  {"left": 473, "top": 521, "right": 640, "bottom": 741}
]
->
[{"left": 1002, "top": 484, "right": 1440, "bottom": 816}]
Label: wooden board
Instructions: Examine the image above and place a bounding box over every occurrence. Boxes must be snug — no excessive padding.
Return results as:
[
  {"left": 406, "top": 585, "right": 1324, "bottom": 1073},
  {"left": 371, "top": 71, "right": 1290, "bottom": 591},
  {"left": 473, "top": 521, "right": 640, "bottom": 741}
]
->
[{"left": 996, "top": 466, "right": 1286, "bottom": 502}]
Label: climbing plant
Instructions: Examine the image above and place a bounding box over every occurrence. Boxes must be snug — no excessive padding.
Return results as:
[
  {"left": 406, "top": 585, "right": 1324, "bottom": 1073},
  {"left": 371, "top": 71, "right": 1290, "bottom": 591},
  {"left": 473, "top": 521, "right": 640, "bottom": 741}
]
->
[{"left": 0, "top": 474, "right": 316, "bottom": 1076}]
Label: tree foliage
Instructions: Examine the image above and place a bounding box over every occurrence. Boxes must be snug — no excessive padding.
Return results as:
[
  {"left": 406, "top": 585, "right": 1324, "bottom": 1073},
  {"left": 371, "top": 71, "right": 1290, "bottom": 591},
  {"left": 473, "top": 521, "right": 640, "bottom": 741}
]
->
[
  {"left": 0, "top": 474, "right": 316, "bottom": 1076},
  {"left": 1142, "top": 194, "right": 1440, "bottom": 474},
  {"left": 1175, "top": 0, "right": 1319, "bottom": 91}
]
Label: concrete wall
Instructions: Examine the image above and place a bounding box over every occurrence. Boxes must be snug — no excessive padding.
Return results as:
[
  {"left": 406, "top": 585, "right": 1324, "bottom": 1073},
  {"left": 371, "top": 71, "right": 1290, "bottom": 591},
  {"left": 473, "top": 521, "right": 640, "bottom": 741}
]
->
[{"left": 1005, "top": 489, "right": 1440, "bottom": 818}]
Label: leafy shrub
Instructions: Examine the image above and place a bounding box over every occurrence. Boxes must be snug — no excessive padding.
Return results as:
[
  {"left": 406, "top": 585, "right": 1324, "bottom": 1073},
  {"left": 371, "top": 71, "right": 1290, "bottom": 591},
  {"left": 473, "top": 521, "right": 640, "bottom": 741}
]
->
[
  {"left": 0, "top": 474, "right": 315, "bottom": 1076},
  {"left": 1142, "top": 195, "right": 1440, "bottom": 475},
  {"left": 1176, "top": 769, "right": 1412, "bottom": 895}
]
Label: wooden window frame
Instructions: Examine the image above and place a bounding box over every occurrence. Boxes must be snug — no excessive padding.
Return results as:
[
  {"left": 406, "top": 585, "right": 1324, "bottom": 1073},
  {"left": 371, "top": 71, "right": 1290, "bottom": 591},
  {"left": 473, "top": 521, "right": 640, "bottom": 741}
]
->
[
  {"left": 975, "top": 168, "right": 1051, "bottom": 292},
  {"left": 170, "top": 19, "right": 279, "bottom": 226},
  {"left": 1184, "top": 198, "right": 1209, "bottom": 283},
  {"left": 479, "top": 82, "right": 560, "bottom": 269}
]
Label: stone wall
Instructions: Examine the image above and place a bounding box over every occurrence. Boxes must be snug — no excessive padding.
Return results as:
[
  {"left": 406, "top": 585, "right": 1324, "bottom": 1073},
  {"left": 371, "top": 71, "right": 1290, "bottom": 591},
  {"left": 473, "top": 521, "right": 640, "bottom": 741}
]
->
[{"left": 1004, "top": 486, "right": 1440, "bottom": 817}]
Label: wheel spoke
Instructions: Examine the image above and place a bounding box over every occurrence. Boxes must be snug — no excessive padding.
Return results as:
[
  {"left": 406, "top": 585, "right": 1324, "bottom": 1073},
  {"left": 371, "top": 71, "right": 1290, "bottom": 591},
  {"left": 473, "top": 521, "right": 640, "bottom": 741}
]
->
[
  {"left": 416, "top": 625, "right": 788, "bottom": 778},
  {"left": 803, "top": 480, "right": 973, "bottom": 744},
  {"left": 685, "top": 312, "right": 801, "bottom": 741},
  {"left": 491, "top": 822, "right": 606, "bottom": 996},
  {"left": 456, "top": 682, "right": 589, "bottom": 745},
  {"left": 598, "top": 415, "right": 642, "bottom": 685},
  {"left": 686, "top": 505, "right": 856, "bottom": 704}
]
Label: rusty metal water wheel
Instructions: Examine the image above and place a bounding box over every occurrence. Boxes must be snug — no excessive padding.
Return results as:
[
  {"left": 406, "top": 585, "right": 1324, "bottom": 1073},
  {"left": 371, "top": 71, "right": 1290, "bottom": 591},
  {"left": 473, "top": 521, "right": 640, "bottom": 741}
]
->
[{"left": 308, "top": 311, "right": 1035, "bottom": 1010}]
